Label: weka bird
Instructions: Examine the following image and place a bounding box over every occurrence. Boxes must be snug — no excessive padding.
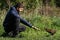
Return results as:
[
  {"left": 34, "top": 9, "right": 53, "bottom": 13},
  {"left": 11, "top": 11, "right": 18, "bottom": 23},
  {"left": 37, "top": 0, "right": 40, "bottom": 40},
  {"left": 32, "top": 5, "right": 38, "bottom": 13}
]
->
[{"left": 44, "top": 27, "right": 56, "bottom": 35}]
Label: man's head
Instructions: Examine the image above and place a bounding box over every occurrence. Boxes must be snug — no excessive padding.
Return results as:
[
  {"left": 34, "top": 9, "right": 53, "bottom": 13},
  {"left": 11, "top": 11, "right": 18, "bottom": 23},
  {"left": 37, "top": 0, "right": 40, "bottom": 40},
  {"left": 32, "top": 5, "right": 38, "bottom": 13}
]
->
[{"left": 14, "top": 2, "right": 24, "bottom": 12}]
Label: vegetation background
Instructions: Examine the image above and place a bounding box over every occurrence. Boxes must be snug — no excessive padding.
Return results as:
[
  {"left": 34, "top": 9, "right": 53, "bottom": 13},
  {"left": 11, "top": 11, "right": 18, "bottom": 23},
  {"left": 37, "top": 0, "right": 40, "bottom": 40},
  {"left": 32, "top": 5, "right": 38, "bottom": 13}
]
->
[{"left": 0, "top": 0, "right": 60, "bottom": 40}]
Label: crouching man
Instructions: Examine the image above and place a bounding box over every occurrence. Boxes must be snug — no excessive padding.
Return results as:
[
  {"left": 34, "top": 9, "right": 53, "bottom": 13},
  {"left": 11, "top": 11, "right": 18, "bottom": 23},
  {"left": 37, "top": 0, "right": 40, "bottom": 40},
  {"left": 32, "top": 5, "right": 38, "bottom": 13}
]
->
[{"left": 3, "top": 2, "right": 39, "bottom": 37}]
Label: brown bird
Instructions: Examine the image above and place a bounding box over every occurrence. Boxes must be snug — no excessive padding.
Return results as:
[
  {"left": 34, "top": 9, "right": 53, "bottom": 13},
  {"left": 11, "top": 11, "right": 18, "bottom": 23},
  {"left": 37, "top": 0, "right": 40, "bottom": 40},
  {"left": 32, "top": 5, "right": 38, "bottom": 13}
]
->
[{"left": 44, "top": 27, "right": 56, "bottom": 35}]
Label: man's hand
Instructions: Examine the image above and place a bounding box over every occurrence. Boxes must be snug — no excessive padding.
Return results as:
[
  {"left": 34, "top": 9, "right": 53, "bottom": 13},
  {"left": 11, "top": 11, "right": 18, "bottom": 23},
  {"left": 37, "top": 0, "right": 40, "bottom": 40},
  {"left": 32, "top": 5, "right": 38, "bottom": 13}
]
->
[{"left": 32, "top": 26, "right": 40, "bottom": 31}]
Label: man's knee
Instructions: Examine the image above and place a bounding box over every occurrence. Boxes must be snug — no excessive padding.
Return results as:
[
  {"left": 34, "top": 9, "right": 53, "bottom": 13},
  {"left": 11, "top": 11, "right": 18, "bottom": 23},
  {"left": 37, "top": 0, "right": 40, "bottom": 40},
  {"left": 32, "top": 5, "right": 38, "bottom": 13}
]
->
[{"left": 19, "top": 25, "right": 26, "bottom": 32}]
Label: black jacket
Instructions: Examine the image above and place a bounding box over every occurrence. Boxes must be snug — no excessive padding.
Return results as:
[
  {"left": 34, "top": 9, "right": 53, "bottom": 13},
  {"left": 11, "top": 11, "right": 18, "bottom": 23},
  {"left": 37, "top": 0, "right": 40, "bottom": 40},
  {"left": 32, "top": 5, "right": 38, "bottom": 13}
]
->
[{"left": 3, "top": 6, "right": 32, "bottom": 28}]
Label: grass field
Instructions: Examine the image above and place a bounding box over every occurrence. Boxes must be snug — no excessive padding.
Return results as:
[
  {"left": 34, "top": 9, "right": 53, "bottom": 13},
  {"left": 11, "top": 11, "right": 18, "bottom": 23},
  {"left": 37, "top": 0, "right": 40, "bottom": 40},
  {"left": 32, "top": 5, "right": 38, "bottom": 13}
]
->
[{"left": 0, "top": 15, "right": 60, "bottom": 40}]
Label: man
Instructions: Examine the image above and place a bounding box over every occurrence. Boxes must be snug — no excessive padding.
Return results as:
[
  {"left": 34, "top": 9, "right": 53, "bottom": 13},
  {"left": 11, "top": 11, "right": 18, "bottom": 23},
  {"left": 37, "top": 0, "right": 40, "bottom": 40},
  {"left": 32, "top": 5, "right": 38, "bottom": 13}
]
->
[{"left": 3, "top": 2, "right": 39, "bottom": 37}]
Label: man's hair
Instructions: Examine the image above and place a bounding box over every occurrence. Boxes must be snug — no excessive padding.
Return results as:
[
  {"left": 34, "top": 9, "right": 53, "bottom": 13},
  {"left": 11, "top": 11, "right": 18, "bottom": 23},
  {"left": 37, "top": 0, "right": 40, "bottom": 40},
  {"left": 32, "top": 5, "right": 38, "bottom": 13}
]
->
[{"left": 14, "top": 2, "right": 24, "bottom": 8}]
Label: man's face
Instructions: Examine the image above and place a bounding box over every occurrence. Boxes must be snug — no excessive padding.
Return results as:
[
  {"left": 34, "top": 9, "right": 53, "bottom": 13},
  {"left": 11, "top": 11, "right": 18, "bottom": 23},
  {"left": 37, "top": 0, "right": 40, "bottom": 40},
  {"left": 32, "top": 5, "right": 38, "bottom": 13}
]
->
[{"left": 17, "top": 7, "right": 24, "bottom": 12}]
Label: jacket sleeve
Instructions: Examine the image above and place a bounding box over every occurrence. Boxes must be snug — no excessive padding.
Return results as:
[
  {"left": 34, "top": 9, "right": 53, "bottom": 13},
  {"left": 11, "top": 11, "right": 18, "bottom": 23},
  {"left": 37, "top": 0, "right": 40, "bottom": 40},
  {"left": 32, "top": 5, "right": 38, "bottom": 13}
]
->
[{"left": 20, "top": 17, "right": 32, "bottom": 28}]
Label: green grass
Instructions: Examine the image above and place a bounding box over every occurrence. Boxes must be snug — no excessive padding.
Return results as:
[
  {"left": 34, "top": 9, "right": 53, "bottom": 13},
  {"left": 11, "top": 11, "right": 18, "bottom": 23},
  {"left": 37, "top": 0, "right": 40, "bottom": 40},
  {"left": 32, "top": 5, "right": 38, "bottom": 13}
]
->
[
  {"left": 0, "top": 27, "right": 60, "bottom": 40},
  {"left": 0, "top": 15, "right": 60, "bottom": 40}
]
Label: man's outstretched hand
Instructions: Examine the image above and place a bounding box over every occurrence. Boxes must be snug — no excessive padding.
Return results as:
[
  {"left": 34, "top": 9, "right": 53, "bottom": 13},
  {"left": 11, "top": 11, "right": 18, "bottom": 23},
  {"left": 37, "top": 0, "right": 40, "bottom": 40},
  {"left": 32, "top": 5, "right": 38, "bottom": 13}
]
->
[{"left": 32, "top": 26, "right": 40, "bottom": 31}]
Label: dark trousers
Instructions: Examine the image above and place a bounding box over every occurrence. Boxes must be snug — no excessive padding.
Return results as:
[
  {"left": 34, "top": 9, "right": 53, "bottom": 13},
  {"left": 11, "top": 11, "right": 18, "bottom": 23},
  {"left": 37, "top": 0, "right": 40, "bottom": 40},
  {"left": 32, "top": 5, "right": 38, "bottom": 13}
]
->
[{"left": 3, "top": 25, "right": 26, "bottom": 37}]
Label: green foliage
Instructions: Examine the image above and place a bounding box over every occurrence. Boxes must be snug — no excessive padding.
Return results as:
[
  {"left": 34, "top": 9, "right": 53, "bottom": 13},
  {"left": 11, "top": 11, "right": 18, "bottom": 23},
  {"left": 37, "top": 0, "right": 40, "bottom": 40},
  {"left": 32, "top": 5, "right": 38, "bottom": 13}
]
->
[
  {"left": 52, "top": 17, "right": 60, "bottom": 27},
  {"left": 25, "top": 0, "right": 37, "bottom": 9},
  {"left": 50, "top": 0, "right": 55, "bottom": 6},
  {"left": 1, "top": 0, "right": 60, "bottom": 10},
  {"left": 0, "top": 0, "right": 8, "bottom": 10}
]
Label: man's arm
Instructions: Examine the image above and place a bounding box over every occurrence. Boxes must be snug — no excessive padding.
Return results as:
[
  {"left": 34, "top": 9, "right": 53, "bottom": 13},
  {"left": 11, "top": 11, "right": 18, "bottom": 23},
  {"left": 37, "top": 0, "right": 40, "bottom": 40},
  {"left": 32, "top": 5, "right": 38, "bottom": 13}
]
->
[
  {"left": 20, "top": 17, "right": 32, "bottom": 28},
  {"left": 20, "top": 17, "right": 40, "bottom": 31}
]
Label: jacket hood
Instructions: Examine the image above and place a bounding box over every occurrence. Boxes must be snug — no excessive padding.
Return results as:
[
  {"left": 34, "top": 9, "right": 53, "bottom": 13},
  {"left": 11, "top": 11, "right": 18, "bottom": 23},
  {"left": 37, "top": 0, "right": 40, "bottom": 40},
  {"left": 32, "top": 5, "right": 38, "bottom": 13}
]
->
[{"left": 9, "top": 6, "right": 19, "bottom": 14}]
